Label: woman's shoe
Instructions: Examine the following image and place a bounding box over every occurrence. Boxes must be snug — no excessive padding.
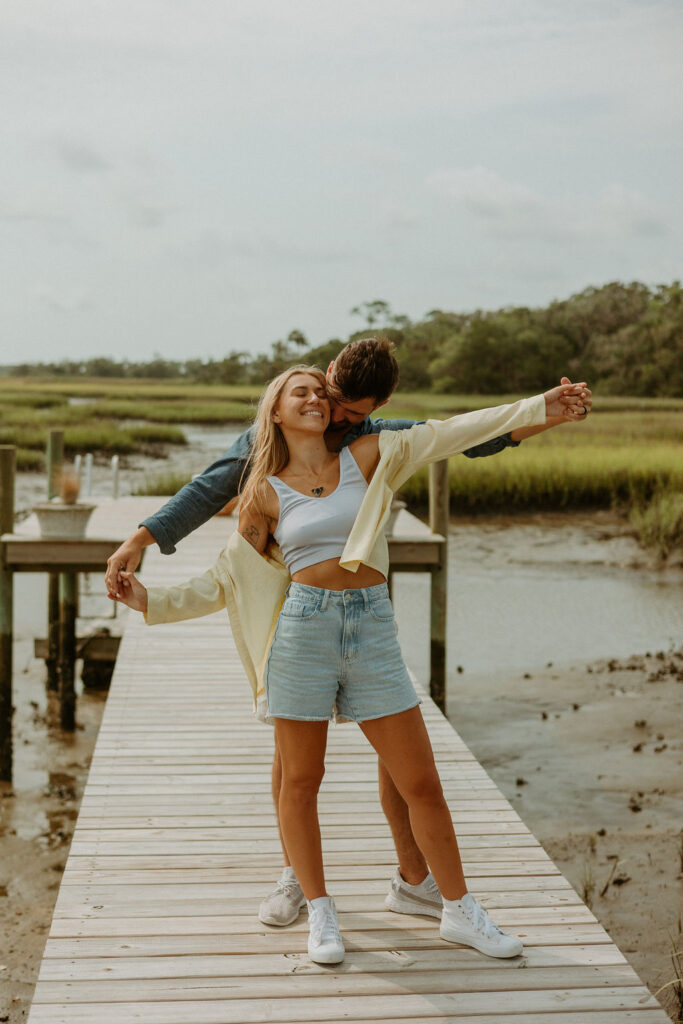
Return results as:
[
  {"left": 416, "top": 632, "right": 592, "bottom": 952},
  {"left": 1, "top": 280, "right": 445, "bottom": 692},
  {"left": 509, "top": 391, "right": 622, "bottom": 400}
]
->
[
  {"left": 307, "top": 895, "right": 345, "bottom": 964},
  {"left": 258, "top": 868, "right": 306, "bottom": 926},
  {"left": 440, "top": 892, "right": 523, "bottom": 958}
]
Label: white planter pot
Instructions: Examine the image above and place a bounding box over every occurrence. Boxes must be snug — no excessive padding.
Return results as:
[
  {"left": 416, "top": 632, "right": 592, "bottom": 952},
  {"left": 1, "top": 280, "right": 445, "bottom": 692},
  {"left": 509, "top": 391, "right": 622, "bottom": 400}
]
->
[{"left": 33, "top": 502, "right": 96, "bottom": 540}]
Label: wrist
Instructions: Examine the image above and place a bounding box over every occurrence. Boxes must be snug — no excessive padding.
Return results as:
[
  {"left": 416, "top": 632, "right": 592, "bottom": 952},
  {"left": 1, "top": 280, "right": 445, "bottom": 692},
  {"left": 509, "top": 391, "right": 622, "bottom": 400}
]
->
[{"left": 131, "top": 526, "right": 156, "bottom": 550}]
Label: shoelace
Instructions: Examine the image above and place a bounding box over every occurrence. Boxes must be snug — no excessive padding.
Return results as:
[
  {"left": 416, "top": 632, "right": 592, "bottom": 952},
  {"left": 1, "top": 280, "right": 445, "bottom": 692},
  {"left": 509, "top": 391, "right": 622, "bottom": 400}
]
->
[
  {"left": 462, "top": 898, "right": 503, "bottom": 940},
  {"left": 309, "top": 904, "right": 340, "bottom": 945},
  {"left": 270, "top": 877, "right": 302, "bottom": 901}
]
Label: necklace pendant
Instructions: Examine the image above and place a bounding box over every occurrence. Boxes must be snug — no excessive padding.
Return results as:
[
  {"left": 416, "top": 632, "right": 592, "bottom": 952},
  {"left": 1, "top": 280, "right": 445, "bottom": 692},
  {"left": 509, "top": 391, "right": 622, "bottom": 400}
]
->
[{"left": 311, "top": 486, "right": 324, "bottom": 497}]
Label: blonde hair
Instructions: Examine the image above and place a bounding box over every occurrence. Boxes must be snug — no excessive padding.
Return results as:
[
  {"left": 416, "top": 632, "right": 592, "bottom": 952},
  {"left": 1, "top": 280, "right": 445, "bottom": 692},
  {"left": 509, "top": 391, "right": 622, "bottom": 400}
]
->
[{"left": 239, "top": 365, "right": 328, "bottom": 518}]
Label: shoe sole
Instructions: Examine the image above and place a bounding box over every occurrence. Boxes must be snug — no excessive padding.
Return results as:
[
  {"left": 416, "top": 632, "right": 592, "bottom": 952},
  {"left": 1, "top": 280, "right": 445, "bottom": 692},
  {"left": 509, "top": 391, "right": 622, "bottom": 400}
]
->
[
  {"left": 308, "top": 946, "right": 345, "bottom": 964},
  {"left": 440, "top": 925, "right": 523, "bottom": 958},
  {"left": 258, "top": 899, "right": 306, "bottom": 927},
  {"left": 385, "top": 892, "right": 443, "bottom": 919}
]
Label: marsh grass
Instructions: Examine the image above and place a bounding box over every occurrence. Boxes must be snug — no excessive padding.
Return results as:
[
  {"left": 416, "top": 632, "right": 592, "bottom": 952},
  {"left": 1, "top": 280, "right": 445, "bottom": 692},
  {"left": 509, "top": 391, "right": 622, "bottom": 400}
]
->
[
  {"left": 132, "top": 471, "right": 193, "bottom": 496},
  {"left": 580, "top": 863, "right": 595, "bottom": 909},
  {"left": 629, "top": 493, "right": 683, "bottom": 558},
  {"left": 0, "top": 384, "right": 190, "bottom": 467},
  {"left": 0, "top": 420, "right": 186, "bottom": 459},
  {"left": 0, "top": 377, "right": 262, "bottom": 402},
  {"left": 399, "top": 444, "right": 683, "bottom": 513},
  {"left": 16, "top": 447, "right": 43, "bottom": 470},
  {"left": 95, "top": 398, "right": 255, "bottom": 423}
]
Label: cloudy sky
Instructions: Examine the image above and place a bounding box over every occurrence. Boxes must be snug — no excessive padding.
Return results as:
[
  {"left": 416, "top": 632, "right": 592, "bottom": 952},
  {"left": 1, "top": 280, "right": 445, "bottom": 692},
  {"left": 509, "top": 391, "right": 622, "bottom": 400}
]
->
[{"left": 2, "top": 0, "right": 681, "bottom": 362}]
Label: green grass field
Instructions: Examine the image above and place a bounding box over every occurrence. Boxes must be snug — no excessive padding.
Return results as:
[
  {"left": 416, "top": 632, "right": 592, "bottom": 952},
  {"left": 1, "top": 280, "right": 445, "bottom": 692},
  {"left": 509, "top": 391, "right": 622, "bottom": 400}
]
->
[{"left": 2, "top": 377, "right": 681, "bottom": 554}]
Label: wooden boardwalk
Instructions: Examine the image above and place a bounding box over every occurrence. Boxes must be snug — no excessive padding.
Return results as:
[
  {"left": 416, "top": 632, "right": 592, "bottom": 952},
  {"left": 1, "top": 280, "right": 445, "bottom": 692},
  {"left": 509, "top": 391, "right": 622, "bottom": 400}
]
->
[{"left": 27, "top": 499, "right": 668, "bottom": 1023}]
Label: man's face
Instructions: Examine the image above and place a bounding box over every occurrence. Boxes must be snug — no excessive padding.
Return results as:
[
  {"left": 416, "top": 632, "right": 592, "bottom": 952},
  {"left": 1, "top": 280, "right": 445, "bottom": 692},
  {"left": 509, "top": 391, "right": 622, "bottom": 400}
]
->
[
  {"left": 324, "top": 363, "right": 387, "bottom": 430},
  {"left": 327, "top": 392, "right": 378, "bottom": 429}
]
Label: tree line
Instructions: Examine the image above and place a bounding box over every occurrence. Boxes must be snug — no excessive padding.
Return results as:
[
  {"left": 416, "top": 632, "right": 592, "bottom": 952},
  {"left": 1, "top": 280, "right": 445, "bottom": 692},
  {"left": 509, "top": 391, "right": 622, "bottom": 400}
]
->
[{"left": 6, "top": 281, "right": 682, "bottom": 396}]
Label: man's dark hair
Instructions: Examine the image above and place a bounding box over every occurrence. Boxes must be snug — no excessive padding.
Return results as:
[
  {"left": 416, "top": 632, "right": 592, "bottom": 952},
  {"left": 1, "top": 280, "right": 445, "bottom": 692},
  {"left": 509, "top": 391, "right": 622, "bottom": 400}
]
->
[{"left": 330, "top": 337, "right": 400, "bottom": 405}]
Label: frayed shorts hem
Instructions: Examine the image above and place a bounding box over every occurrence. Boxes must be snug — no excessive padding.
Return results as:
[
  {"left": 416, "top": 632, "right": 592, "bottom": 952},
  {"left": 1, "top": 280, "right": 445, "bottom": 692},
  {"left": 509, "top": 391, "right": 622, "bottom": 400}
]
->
[{"left": 268, "top": 697, "right": 421, "bottom": 725}]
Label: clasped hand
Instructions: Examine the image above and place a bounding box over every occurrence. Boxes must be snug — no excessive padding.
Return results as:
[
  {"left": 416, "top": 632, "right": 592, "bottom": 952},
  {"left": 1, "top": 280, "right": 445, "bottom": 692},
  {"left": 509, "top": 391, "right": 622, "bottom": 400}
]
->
[
  {"left": 108, "top": 570, "right": 148, "bottom": 614},
  {"left": 544, "top": 379, "right": 589, "bottom": 420}
]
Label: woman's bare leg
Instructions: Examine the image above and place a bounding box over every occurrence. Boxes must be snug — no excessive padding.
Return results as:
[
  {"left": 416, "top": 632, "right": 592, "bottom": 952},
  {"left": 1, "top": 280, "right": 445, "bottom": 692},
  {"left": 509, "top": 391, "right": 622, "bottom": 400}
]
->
[
  {"left": 361, "top": 707, "right": 467, "bottom": 901},
  {"left": 274, "top": 718, "right": 329, "bottom": 901}
]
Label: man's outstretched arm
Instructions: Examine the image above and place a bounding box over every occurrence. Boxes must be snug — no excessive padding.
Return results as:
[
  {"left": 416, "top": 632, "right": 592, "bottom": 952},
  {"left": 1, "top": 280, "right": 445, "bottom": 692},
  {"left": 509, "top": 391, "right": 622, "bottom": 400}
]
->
[{"left": 105, "top": 425, "right": 254, "bottom": 596}]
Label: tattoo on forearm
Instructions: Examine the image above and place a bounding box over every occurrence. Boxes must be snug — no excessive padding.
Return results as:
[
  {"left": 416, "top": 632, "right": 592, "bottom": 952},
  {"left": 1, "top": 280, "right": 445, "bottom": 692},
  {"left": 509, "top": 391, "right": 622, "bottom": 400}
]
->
[{"left": 242, "top": 524, "right": 261, "bottom": 548}]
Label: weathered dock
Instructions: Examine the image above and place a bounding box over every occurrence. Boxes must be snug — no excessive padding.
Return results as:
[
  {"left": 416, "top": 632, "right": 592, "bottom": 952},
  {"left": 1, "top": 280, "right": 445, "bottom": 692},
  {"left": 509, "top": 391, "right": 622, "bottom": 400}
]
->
[{"left": 26, "top": 498, "right": 668, "bottom": 1023}]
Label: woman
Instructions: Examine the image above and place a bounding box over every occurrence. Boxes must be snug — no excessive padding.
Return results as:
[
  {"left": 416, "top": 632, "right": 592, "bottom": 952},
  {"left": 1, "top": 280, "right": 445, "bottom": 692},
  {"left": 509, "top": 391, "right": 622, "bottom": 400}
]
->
[{"left": 112, "top": 365, "right": 588, "bottom": 965}]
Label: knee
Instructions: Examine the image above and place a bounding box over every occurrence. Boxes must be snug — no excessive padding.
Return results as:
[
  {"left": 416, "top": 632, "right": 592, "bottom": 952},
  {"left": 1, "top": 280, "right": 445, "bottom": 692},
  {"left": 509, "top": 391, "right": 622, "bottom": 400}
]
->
[
  {"left": 402, "top": 768, "right": 444, "bottom": 807},
  {"left": 282, "top": 764, "right": 325, "bottom": 802}
]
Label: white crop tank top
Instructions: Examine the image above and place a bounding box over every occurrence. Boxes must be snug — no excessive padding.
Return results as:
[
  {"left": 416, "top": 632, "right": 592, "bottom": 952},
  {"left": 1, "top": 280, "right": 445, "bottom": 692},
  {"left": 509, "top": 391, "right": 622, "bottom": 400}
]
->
[{"left": 267, "top": 446, "right": 368, "bottom": 575}]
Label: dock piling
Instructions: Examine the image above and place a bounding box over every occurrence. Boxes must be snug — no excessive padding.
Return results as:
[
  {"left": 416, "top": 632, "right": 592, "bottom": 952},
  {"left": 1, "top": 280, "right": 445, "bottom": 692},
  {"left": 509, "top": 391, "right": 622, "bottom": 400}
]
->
[
  {"left": 0, "top": 445, "right": 16, "bottom": 781},
  {"left": 58, "top": 572, "right": 77, "bottom": 730},
  {"left": 428, "top": 460, "right": 449, "bottom": 712},
  {"left": 46, "top": 430, "right": 64, "bottom": 693}
]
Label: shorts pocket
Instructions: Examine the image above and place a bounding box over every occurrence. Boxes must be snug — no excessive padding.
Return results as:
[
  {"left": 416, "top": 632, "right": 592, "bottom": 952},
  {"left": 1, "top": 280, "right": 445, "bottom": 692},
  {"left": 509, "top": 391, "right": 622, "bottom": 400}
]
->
[
  {"left": 368, "top": 598, "right": 395, "bottom": 622},
  {"left": 279, "top": 598, "right": 320, "bottom": 620}
]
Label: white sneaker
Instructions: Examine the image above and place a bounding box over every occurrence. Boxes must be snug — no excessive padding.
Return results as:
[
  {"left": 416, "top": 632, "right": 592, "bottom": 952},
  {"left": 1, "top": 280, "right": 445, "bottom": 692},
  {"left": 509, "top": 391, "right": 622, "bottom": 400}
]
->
[
  {"left": 307, "top": 896, "right": 345, "bottom": 964},
  {"left": 440, "top": 892, "right": 523, "bottom": 958},
  {"left": 258, "top": 869, "right": 306, "bottom": 926},
  {"left": 384, "top": 868, "right": 443, "bottom": 918}
]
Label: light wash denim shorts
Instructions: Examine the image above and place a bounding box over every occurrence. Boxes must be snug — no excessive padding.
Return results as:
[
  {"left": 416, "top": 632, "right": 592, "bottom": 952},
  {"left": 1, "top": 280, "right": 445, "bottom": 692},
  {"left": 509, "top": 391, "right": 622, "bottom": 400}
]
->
[{"left": 265, "top": 582, "right": 420, "bottom": 723}]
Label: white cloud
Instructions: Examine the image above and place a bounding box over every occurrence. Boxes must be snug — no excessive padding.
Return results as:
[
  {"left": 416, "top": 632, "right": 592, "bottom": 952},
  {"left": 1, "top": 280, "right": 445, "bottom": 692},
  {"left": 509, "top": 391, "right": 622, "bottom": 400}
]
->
[{"left": 427, "top": 166, "right": 668, "bottom": 243}]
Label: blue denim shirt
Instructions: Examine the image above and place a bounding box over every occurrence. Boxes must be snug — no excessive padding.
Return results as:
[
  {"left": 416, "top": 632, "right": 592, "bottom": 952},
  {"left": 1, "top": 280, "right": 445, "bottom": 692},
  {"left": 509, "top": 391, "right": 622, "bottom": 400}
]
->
[{"left": 141, "top": 418, "right": 519, "bottom": 554}]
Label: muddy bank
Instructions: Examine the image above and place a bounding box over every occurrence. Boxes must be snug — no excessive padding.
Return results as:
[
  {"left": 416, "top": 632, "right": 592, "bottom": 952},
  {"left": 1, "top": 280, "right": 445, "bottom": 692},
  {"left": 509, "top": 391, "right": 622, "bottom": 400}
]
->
[
  {"left": 451, "top": 648, "right": 683, "bottom": 1022},
  {"left": 0, "top": 642, "right": 107, "bottom": 1023}
]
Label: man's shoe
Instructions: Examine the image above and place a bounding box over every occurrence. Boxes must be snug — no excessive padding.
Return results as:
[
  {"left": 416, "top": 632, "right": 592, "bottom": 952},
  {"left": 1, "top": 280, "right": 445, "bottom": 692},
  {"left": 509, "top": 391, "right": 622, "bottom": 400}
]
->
[
  {"left": 384, "top": 868, "right": 443, "bottom": 919},
  {"left": 440, "top": 891, "right": 523, "bottom": 958},
  {"left": 307, "top": 896, "right": 345, "bottom": 964},
  {"left": 258, "top": 869, "right": 306, "bottom": 926}
]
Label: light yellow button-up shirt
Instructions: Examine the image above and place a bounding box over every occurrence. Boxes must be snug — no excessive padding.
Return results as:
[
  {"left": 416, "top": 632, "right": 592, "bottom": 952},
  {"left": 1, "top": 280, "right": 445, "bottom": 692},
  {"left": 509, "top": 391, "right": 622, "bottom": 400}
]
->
[{"left": 146, "top": 394, "right": 546, "bottom": 718}]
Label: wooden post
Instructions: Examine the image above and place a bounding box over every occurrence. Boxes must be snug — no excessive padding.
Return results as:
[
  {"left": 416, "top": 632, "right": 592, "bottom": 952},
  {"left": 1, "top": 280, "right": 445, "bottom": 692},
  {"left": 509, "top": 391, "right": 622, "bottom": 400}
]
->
[
  {"left": 58, "top": 572, "right": 77, "bottom": 731},
  {"left": 46, "top": 430, "right": 63, "bottom": 692},
  {"left": 428, "top": 460, "right": 449, "bottom": 714},
  {"left": 0, "top": 446, "right": 16, "bottom": 781},
  {"left": 46, "top": 579, "right": 59, "bottom": 692},
  {"left": 46, "top": 429, "right": 64, "bottom": 500}
]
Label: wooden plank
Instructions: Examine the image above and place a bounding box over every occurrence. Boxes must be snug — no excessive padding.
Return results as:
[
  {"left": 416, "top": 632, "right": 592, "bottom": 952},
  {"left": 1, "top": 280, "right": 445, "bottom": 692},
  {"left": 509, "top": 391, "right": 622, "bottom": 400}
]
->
[
  {"left": 32, "top": 965, "right": 643, "bottom": 1002},
  {"left": 28, "top": 1010, "right": 670, "bottom": 1024},
  {"left": 26, "top": 988, "right": 665, "bottom": 1023},
  {"left": 43, "top": 926, "right": 615, "bottom": 958},
  {"left": 37, "top": 944, "right": 629, "bottom": 981}
]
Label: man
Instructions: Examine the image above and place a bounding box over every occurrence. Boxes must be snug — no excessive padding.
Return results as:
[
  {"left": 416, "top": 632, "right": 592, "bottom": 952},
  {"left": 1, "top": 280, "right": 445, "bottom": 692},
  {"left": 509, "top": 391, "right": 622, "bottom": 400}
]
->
[{"left": 106, "top": 337, "right": 591, "bottom": 926}]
